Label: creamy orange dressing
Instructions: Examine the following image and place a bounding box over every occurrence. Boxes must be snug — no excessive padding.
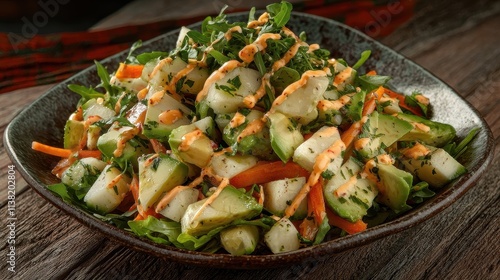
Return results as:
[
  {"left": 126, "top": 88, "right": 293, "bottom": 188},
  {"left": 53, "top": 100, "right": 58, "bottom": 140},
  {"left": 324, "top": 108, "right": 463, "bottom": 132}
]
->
[
  {"left": 271, "top": 42, "right": 301, "bottom": 72},
  {"left": 70, "top": 107, "right": 83, "bottom": 121},
  {"left": 149, "top": 90, "right": 165, "bottom": 106},
  {"left": 179, "top": 129, "right": 204, "bottom": 151},
  {"left": 403, "top": 142, "right": 430, "bottom": 159},
  {"left": 143, "top": 154, "right": 160, "bottom": 167},
  {"left": 354, "top": 137, "right": 371, "bottom": 151},
  {"left": 224, "top": 26, "right": 243, "bottom": 40},
  {"left": 196, "top": 60, "right": 244, "bottom": 102},
  {"left": 158, "top": 109, "right": 183, "bottom": 125},
  {"left": 237, "top": 118, "right": 266, "bottom": 142},
  {"left": 415, "top": 94, "right": 430, "bottom": 105},
  {"left": 137, "top": 87, "right": 148, "bottom": 100},
  {"left": 113, "top": 126, "right": 139, "bottom": 158},
  {"left": 229, "top": 112, "right": 246, "bottom": 128},
  {"left": 412, "top": 122, "right": 431, "bottom": 132},
  {"left": 307, "top": 43, "right": 320, "bottom": 53},
  {"left": 317, "top": 95, "right": 351, "bottom": 111},
  {"left": 377, "top": 154, "right": 394, "bottom": 165},
  {"left": 213, "top": 146, "right": 233, "bottom": 156},
  {"left": 335, "top": 176, "right": 358, "bottom": 197},
  {"left": 247, "top": 12, "right": 269, "bottom": 28},
  {"left": 106, "top": 173, "right": 123, "bottom": 189},
  {"left": 380, "top": 95, "right": 398, "bottom": 104},
  {"left": 149, "top": 57, "right": 173, "bottom": 80},
  {"left": 333, "top": 67, "right": 353, "bottom": 87},
  {"left": 362, "top": 159, "right": 385, "bottom": 193},
  {"left": 239, "top": 33, "right": 281, "bottom": 63},
  {"left": 271, "top": 69, "right": 328, "bottom": 109},
  {"left": 284, "top": 138, "right": 345, "bottom": 218},
  {"left": 281, "top": 26, "right": 299, "bottom": 40},
  {"left": 114, "top": 92, "right": 127, "bottom": 114}
]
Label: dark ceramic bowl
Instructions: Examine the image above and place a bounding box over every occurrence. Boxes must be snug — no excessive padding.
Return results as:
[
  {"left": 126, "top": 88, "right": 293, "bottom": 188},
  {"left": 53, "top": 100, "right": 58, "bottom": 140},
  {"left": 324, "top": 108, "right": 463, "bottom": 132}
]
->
[{"left": 4, "top": 12, "right": 495, "bottom": 269}]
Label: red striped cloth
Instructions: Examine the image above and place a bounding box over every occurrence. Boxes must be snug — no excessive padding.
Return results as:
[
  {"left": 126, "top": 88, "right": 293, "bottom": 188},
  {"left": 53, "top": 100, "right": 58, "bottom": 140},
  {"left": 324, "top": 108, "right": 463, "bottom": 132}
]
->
[{"left": 0, "top": 0, "right": 416, "bottom": 93}]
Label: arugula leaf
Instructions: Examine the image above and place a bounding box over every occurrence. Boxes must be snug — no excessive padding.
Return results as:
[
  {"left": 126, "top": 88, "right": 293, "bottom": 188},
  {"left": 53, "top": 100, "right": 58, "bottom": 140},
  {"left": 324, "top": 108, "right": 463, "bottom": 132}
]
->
[
  {"left": 136, "top": 51, "right": 168, "bottom": 64},
  {"left": 128, "top": 216, "right": 186, "bottom": 247},
  {"left": 125, "top": 40, "right": 142, "bottom": 64},
  {"left": 443, "top": 127, "right": 479, "bottom": 159},
  {"left": 352, "top": 50, "right": 371, "bottom": 70},
  {"left": 270, "top": 66, "right": 300, "bottom": 93},
  {"left": 409, "top": 182, "right": 435, "bottom": 204},
  {"left": 313, "top": 216, "right": 330, "bottom": 245},
  {"left": 95, "top": 60, "right": 120, "bottom": 96},
  {"left": 267, "top": 1, "right": 293, "bottom": 28},
  {"left": 187, "top": 30, "right": 210, "bottom": 45},
  {"left": 67, "top": 84, "right": 105, "bottom": 102},
  {"left": 356, "top": 74, "right": 391, "bottom": 92}
]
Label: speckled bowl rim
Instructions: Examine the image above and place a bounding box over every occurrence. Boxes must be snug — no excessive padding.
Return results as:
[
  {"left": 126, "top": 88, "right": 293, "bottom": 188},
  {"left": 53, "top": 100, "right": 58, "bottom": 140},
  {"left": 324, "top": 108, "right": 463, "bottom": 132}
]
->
[{"left": 4, "top": 11, "right": 495, "bottom": 269}]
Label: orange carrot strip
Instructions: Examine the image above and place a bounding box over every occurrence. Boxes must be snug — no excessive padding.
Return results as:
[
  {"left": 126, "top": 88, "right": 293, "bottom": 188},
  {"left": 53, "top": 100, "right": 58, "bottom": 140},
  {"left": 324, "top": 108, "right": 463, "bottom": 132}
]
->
[
  {"left": 32, "top": 141, "right": 72, "bottom": 158},
  {"left": 326, "top": 208, "right": 367, "bottom": 234},
  {"left": 77, "top": 150, "right": 101, "bottom": 159},
  {"left": 366, "top": 70, "right": 377, "bottom": 76},
  {"left": 299, "top": 217, "right": 318, "bottom": 241},
  {"left": 229, "top": 161, "right": 310, "bottom": 189},
  {"left": 308, "top": 181, "right": 326, "bottom": 225},
  {"left": 115, "top": 63, "right": 144, "bottom": 79}
]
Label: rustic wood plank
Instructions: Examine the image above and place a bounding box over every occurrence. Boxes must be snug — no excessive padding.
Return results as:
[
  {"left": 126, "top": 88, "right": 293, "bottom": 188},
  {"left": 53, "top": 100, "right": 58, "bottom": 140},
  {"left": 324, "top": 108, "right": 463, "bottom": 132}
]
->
[{"left": 0, "top": 85, "right": 53, "bottom": 205}]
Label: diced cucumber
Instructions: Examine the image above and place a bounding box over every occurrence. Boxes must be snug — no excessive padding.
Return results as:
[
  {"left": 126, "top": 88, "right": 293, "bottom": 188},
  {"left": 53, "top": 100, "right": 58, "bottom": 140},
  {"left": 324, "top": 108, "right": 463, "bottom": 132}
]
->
[
  {"left": 84, "top": 165, "right": 131, "bottom": 214},
  {"left": 63, "top": 119, "right": 84, "bottom": 149},
  {"left": 86, "top": 124, "right": 101, "bottom": 150},
  {"left": 274, "top": 75, "right": 328, "bottom": 125},
  {"left": 268, "top": 112, "right": 304, "bottom": 163},
  {"left": 110, "top": 77, "right": 147, "bottom": 94},
  {"left": 149, "top": 57, "right": 209, "bottom": 94},
  {"left": 204, "top": 67, "right": 261, "bottom": 114},
  {"left": 157, "top": 188, "right": 199, "bottom": 222},
  {"left": 401, "top": 147, "right": 466, "bottom": 188},
  {"left": 377, "top": 113, "right": 413, "bottom": 147},
  {"left": 61, "top": 157, "right": 107, "bottom": 189},
  {"left": 193, "top": 116, "right": 219, "bottom": 142},
  {"left": 264, "top": 218, "right": 301, "bottom": 254},
  {"left": 220, "top": 225, "right": 260, "bottom": 256},
  {"left": 293, "top": 126, "right": 342, "bottom": 172},
  {"left": 168, "top": 123, "right": 214, "bottom": 168},
  {"left": 181, "top": 186, "right": 262, "bottom": 236},
  {"left": 215, "top": 113, "right": 234, "bottom": 132},
  {"left": 83, "top": 102, "right": 115, "bottom": 122},
  {"left": 176, "top": 26, "right": 191, "bottom": 48},
  {"left": 209, "top": 153, "right": 258, "bottom": 179},
  {"left": 138, "top": 153, "right": 189, "bottom": 209},
  {"left": 263, "top": 177, "right": 307, "bottom": 219},
  {"left": 143, "top": 92, "right": 192, "bottom": 142}
]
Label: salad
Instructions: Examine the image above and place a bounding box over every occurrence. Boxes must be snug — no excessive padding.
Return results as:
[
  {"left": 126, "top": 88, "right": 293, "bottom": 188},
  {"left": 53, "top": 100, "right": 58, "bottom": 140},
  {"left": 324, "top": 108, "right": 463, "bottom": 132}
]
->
[{"left": 32, "top": 1, "right": 477, "bottom": 255}]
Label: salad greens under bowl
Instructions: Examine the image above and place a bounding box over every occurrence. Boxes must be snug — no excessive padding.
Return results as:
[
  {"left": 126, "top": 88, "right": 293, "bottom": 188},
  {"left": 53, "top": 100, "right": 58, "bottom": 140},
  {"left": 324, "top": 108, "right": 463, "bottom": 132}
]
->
[{"left": 4, "top": 4, "right": 494, "bottom": 269}]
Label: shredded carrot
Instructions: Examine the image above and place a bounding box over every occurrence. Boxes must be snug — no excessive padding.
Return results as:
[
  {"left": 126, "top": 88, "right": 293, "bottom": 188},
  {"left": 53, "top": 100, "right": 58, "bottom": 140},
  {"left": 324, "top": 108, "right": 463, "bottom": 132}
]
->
[
  {"left": 229, "top": 161, "right": 310, "bottom": 189},
  {"left": 299, "top": 217, "right": 318, "bottom": 241},
  {"left": 326, "top": 208, "right": 367, "bottom": 234},
  {"left": 32, "top": 141, "right": 72, "bottom": 158},
  {"left": 150, "top": 139, "right": 167, "bottom": 154},
  {"left": 77, "top": 150, "right": 101, "bottom": 158},
  {"left": 366, "top": 70, "right": 377, "bottom": 76},
  {"left": 115, "top": 63, "right": 144, "bottom": 80},
  {"left": 308, "top": 181, "right": 326, "bottom": 225}
]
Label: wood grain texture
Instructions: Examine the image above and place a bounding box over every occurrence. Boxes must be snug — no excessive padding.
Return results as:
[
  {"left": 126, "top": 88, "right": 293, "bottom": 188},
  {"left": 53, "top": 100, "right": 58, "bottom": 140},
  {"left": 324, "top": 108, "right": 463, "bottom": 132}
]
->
[{"left": 1, "top": 0, "right": 499, "bottom": 279}]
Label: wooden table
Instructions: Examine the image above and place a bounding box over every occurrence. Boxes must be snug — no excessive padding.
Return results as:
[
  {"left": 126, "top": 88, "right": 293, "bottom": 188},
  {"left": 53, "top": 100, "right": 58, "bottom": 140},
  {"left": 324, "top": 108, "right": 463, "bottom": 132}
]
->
[{"left": 1, "top": 0, "right": 499, "bottom": 279}]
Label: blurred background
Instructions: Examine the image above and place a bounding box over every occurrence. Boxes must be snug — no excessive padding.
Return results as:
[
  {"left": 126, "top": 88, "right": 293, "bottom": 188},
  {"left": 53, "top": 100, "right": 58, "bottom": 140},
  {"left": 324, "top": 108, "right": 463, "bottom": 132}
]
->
[{"left": 0, "top": 0, "right": 416, "bottom": 93}]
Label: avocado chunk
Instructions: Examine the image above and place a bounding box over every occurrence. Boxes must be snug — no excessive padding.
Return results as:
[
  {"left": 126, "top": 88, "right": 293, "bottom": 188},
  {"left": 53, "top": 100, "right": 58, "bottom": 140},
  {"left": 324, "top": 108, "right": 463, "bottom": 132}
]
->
[
  {"left": 377, "top": 113, "right": 413, "bottom": 147},
  {"left": 220, "top": 225, "right": 260, "bottom": 256},
  {"left": 324, "top": 158, "right": 378, "bottom": 222},
  {"left": 138, "top": 153, "right": 189, "bottom": 209},
  {"left": 63, "top": 119, "right": 84, "bottom": 149},
  {"left": 401, "top": 147, "right": 466, "bottom": 188},
  {"left": 143, "top": 91, "right": 192, "bottom": 142},
  {"left": 354, "top": 111, "right": 381, "bottom": 160},
  {"left": 395, "top": 113, "right": 456, "bottom": 147},
  {"left": 168, "top": 121, "right": 215, "bottom": 168},
  {"left": 97, "top": 124, "right": 150, "bottom": 167},
  {"left": 376, "top": 163, "right": 412, "bottom": 212},
  {"left": 223, "top": 110, "right": 275, "bottom": 160},
  {"left": 181, "top": 186, "right": 262, "bottom": 236},
  {"left": 267, "top": 112, "right": 304, "bottom": 163}
]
